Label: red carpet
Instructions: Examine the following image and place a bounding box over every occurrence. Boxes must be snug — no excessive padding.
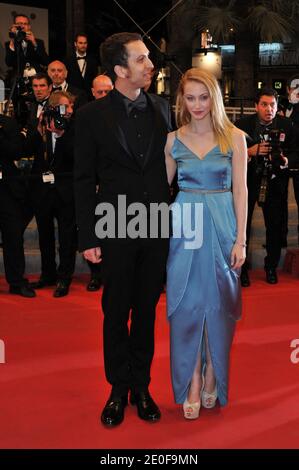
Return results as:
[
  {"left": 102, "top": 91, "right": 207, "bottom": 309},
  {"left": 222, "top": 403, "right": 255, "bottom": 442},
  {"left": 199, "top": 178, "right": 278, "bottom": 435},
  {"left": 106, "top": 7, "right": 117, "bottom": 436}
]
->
[{"left": 0, "top": 271, "right": 299, "bottom": 449}]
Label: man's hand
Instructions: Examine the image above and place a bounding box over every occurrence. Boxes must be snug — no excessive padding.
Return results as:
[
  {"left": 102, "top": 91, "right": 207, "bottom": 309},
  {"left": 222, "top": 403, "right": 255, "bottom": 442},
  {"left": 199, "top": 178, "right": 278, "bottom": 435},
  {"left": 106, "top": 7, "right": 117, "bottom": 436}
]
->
[
  {"left": 46, "top": 118, "right": 65, "bottom": 136},
  {"left": 37, "top": 113, "right": 46, "bottom": 136},
  {"left": 248, "top": 142, "right": 271, "bottom": 158},
  {"left": 83, "top": 247, "right": 102, "bottom": 263},
  {"left": 25, "top": 30, "right": 37, "bottom": 47}
]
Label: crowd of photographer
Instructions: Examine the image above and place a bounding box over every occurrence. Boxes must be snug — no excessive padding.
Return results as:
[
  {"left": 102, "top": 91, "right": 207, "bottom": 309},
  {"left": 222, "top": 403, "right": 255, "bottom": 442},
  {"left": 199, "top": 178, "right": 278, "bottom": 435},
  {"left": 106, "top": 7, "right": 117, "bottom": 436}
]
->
[
  {"left": 0, "top": 13, "right": 110, "bottom": 297},
  {"left": 1, "top": 13, "right": 299, "bottom": 297}
]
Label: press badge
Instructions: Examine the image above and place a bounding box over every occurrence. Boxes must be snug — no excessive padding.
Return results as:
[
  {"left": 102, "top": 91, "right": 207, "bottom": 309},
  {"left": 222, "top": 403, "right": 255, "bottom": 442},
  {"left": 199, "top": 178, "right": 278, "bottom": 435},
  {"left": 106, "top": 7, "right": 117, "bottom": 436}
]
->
[{"left": 42, "top": 172, "right": 55, "bottom": 184}]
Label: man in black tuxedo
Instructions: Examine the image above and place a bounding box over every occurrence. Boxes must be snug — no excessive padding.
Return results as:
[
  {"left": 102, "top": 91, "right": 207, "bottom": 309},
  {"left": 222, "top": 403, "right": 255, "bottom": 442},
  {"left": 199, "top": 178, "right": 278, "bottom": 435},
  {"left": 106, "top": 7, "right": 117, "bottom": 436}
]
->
[
  {"left": 235, "top": 88, "right": 297, "bottom": 286},
  {"left": 5, "top": 13, "right": 49, "bottom": 125},
  {"left": 47, "top": 60, "right": 88, "bottom": 110},
  {"left": 24, "top": 91, "right": 77, "bottom": 297},
  {"left": 74, "top": 32, "right": 171, "bottom": 427},
  {"left": 64, "top": 33, "right": 98, "bottom": 100},
  {"left": 5, "top": 13, "right": 49, "bottom": 76},
  {"left": 0, "top": 114, "right": 36, "bottom": 297}
]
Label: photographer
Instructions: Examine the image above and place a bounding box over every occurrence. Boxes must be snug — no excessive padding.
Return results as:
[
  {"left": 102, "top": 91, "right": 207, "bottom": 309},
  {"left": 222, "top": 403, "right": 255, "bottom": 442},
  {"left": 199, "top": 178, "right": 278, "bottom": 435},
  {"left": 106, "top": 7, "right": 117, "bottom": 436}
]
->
[
  {"left": 235, "top": 88, "right": 297, "bottom": 286},
  {"left": 5, "top": 13, "right": 49, "bottom": 77},
  {"left": 24, "top": 91, "right": 77, "bottom": 297},
  {"left": 0, "top": 114, "right": 35, "bottom": 297}
]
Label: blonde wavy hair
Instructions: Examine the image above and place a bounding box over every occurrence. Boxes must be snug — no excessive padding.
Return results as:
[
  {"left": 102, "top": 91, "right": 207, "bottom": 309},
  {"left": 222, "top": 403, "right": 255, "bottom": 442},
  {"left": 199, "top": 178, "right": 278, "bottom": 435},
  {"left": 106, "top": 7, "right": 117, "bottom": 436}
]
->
[{"left": 176, "top": 68, "right": 237, "bottom": 154}]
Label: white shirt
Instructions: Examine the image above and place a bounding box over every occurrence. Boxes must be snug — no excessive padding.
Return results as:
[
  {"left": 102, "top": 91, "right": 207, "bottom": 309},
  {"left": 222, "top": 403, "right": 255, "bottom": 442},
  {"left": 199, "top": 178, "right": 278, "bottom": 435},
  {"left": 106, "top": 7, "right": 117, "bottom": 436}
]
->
[{"left": 76, "top": 53, "right": 87, "bottom": 77}]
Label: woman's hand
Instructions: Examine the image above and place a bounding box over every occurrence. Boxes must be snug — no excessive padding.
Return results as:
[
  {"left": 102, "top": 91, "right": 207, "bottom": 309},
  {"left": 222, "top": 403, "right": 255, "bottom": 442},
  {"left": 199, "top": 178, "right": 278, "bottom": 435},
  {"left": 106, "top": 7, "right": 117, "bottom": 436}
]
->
[{"left": 230, "top": 243, "right": 246, "bottom": 269}]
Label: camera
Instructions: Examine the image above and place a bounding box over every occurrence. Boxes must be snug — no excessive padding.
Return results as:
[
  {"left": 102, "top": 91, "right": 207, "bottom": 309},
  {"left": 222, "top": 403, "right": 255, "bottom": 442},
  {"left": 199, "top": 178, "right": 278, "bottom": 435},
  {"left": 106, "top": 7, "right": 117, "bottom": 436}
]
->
[
  {"left": 9, "top": 26, "right": 27, "bottom": 42},
  {"left": 256, "top": 128, "right": 286, "bottom": 206},
  {"left": 42, "top": 104, "right": 68, "bottom": 130},
  {"left": 262, "top": 128, "right": 285, "bottom": 170}
]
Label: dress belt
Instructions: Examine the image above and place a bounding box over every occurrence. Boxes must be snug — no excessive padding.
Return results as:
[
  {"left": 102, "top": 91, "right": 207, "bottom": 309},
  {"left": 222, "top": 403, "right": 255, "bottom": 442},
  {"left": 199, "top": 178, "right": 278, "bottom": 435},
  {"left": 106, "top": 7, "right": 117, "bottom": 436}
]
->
[{"left": 180, "top": 187, "right": 231, "bottom": 194}]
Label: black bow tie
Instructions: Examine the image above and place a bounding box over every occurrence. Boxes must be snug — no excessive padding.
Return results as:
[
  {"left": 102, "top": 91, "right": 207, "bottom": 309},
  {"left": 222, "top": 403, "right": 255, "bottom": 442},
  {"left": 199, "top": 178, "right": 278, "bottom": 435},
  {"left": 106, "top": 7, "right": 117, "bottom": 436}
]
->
[
  {"left": 53, "top": 86, "right": 62, "bottom": 91},
  {"left": 123, "top": 93, "right": 147, "bottom": 116},
  {"left": 287, "top": 102, "right": 294, "bottom": 110},
  {"left": 37, "top": 99, "right": 47, "bottom": 105},
  {"left": 77, "top": 56, "right": 86, "bottom": 60}
]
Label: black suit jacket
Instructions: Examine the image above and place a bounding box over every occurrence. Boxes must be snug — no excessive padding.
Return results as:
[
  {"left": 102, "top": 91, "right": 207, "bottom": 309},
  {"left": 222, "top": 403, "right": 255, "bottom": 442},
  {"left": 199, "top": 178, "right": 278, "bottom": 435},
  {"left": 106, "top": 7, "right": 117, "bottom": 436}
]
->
[
  {"left": 24, "top": 121, "right": 75, "bottom": 205},
  {"left": 0, "top": 115, "right": 26, "bottom": 201},
  {"left": 74, "top": 90, "right": 172, "bottom": 251},
  {"left": 5, "top": 38, "right": 49, "bottom": 74},
  {"left": 65, "top": 52, "right": 98, "bottom": 98},
  {"left": 64, "top": 83, "right": 88, "bottom": 110}
]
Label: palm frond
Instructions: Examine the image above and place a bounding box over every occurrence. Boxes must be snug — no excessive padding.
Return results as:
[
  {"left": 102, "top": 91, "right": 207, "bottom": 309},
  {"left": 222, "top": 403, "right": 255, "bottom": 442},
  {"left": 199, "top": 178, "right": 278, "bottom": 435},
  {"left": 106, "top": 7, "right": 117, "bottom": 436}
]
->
[
  {"left": 194, "top": 6, "right": 240, "bottom": 42},
  {"left": 247, "top": 5, "right": 294, "bottom": 42}
]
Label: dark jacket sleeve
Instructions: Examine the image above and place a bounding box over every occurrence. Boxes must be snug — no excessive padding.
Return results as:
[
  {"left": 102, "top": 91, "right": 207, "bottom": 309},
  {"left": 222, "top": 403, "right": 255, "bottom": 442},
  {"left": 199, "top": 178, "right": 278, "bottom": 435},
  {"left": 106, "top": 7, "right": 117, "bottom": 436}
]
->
[
  {"left": 0, "top": 115, "right": 23, "bottom": 161},
  {"left": 33, "top": 38, "right": 49, "bottom": 66},
  {"left": 5, "top": 38, "right": 49, "bottom": 69},
  {"left": 74, "top": 104, "right": 99, "bottom": 251}
]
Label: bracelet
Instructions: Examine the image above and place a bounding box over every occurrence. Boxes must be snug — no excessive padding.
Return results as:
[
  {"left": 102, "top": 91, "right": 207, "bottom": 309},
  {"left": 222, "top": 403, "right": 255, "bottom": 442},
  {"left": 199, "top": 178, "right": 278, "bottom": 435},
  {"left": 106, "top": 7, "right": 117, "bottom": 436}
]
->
[{"left": 235, "top": 241, "right": 247, "bottom": 247}]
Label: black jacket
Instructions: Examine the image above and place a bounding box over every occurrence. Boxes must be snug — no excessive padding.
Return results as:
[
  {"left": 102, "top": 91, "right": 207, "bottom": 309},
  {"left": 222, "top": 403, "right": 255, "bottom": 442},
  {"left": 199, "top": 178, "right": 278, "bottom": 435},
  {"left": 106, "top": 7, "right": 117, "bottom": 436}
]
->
[
  {"left": 5, "top": 38, "right": 49, "bottom": 74},
  {"left": 74, "top": 90, "right": 172, "bottom": 251},
  {"left": 0, "top": 115, "right": 25, "bottom": 200},
  {"left": 24, "top": 120, "right": 75, "bottom": 205},
  {"left": 64, "top": 52, "right": 98, "bottom": 97}
]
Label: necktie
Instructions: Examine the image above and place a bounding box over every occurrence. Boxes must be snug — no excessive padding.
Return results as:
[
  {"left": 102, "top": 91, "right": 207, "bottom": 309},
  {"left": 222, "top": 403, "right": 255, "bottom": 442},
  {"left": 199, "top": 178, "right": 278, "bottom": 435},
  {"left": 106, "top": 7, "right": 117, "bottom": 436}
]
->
[
  {"left": 53, "top": 86, "right": 62, "bottom": 91},
  {"left": 77, "top": 56, "right": 86, "bottom": 60},
  {"left": 124, "top": 93, "right": 147, "bottom": 116}
]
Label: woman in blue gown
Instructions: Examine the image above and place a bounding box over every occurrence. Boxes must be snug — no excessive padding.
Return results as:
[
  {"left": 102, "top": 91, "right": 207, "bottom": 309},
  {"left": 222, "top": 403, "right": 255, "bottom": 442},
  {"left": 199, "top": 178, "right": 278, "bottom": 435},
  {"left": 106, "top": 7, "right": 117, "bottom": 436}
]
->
[{"left": 165, "top": 69, "right": 247, "bottom": 419}]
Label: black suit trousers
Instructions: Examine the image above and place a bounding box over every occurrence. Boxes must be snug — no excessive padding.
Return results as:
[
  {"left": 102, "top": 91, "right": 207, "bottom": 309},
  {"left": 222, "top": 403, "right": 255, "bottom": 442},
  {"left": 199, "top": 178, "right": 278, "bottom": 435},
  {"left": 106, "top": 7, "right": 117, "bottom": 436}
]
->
[
  {"left": 0, "top": 188, "right": 28, "bottom": 286},
  {"left": 100, "top": 237, "right": 169, "bottom": 396},
  {"left": 245, "top": 170, "right": 289, "bottom": 269},
  {"left": 34, "top": 187, "right": 77, "bottom": 281}
]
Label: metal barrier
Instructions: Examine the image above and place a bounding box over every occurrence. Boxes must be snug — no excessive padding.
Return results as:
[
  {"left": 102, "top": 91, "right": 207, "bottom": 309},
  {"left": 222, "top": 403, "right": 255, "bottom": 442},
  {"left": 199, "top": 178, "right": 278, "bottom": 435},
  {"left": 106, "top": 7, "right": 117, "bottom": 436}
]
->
[{"left": 225, "top": 106, "right": 256, "bottom": 121}]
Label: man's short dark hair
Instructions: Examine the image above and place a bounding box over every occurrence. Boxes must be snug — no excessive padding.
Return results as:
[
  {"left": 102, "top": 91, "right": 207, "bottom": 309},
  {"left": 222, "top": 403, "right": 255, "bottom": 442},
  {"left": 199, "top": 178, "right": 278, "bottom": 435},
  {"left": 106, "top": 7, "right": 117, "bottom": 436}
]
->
[
  {"left": 13, "top": 13, "right": 30, "bottom": 23},
  {"left": 255, "top": 87, "right": 278, "bottom": 104},
  {"left": 32, "top": 72, "right": 52, "bottom": 87},
  {"left": 74, "top": 33, "right": 88, "bottom": 42},
  {"left": 100, "top": 32, "right": 142, "bottom": 82}
]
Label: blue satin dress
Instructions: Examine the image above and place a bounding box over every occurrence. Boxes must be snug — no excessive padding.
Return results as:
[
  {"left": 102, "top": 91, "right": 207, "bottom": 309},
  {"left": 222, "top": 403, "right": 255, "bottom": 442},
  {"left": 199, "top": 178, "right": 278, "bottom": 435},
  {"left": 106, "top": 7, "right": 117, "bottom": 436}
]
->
[{"left": 166, "top": 135, "right": 242, "bottom": 406}]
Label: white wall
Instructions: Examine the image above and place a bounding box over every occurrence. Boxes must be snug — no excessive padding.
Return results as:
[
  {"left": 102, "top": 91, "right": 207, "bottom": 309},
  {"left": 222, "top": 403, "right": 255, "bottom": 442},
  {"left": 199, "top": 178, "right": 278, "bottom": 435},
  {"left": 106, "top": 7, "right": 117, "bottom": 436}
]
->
[{"left": 0, "top": 2, "right": 48, "bottom": 80}]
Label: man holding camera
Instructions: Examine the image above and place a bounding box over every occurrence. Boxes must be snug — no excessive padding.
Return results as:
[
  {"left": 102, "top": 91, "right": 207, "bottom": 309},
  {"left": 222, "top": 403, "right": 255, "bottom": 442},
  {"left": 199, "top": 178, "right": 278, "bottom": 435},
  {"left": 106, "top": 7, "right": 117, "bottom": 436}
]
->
[
  {"left": 24, "top": 91, "right": 77, "bottom": 297},
  {"left": 235, "top": 88, "right": 297, "bottom": 286},
  {"left": 5, "top": 14, "right": 49, "bottom": 77}
]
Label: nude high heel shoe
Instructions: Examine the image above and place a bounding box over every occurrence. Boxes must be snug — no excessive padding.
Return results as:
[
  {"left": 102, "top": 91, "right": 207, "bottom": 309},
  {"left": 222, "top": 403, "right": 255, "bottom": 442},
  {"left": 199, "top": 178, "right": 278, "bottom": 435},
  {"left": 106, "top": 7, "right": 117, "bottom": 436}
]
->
[
  {"left": 201, "top": 387, "right": 217, "bottom": 409},
  {"left": 183, "top": 398, "right": 201, "bottom": 419}
]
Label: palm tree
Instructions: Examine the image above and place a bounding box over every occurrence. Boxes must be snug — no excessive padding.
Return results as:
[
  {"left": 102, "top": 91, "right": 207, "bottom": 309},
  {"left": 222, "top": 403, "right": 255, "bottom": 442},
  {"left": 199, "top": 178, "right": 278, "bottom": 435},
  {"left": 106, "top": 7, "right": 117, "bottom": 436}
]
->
[
  {"left": 196, "top": 0, "right": 299, "bottom": 100},
  {"left": 167, "top": 0, "right": 299, "bottom": 101}
]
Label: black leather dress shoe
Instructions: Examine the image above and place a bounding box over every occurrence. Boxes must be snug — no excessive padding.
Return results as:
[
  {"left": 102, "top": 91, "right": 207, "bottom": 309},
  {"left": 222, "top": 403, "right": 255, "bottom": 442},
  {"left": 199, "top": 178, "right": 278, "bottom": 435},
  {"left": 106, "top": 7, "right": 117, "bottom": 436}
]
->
[
  {"left": 9, "top": 285, "right": 36, "bottom": 298},
  {"left": 86, "top": 278, "right": 101, "bottom": 291},
  {"left": 130, "top": 391, "right": 161, "bottom": 422},
  {"left": 240, "top": 269, "right": 250, "bottom": 287},
  {"left": 101, "top": 395, "right": 128, "bottom": 427},
  {"left": 265, "top": 268, "right": 278, "bottom": 284},
  {"left": 53, "top": 280, "right": 70, "bottom": 298},
  {"left": 30, "top": 278, "right": 57, "bottom": 289}
]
